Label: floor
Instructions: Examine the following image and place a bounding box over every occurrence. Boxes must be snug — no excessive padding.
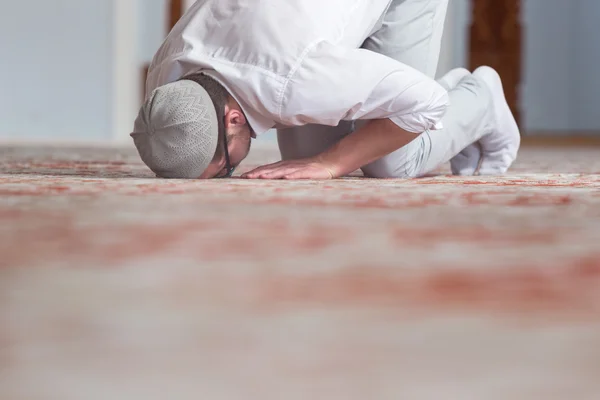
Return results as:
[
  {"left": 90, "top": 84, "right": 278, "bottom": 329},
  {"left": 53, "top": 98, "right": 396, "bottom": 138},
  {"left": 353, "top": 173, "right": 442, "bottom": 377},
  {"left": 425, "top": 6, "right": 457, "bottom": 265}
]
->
[{"left": 1, "top": 142, "right": 600, "bottom": 399}]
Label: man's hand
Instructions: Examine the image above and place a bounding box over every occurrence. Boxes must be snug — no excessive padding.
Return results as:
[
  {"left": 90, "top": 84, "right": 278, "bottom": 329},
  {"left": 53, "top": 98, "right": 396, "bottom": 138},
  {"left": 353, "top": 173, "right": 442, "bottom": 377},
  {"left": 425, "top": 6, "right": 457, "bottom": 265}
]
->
[{"left": 241, "top": 157, "right": 338, "bottom": 180}]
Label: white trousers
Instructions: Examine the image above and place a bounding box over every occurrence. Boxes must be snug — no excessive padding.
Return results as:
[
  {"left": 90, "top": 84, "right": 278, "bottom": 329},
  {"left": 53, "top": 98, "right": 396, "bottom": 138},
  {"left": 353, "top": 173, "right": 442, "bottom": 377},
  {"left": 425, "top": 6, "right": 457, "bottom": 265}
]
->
[{"left": 277, "top": 0, "right": 489, "bottom": 178}]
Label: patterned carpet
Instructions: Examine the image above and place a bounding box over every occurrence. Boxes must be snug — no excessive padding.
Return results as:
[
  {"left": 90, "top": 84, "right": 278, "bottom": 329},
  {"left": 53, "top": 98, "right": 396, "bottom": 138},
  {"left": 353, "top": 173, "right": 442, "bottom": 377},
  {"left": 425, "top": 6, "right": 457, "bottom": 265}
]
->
[{"left": 1, "top": 143, "right": 600, "bottom": 399}]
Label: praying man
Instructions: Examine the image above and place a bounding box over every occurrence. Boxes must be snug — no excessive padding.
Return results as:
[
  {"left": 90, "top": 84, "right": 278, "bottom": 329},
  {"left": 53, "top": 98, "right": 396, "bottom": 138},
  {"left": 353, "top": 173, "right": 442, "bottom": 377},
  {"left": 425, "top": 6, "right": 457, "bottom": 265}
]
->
[{"left": 132, "top": 0, "right": 520, "bottom": 180}]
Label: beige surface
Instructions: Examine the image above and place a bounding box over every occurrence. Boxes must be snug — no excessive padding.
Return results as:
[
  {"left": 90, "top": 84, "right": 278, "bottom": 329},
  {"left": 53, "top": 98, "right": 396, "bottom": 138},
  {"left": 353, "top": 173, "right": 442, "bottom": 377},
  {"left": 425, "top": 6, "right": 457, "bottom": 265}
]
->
[{"left": 1, "top": 144, "right": 600, "bottom": 399}]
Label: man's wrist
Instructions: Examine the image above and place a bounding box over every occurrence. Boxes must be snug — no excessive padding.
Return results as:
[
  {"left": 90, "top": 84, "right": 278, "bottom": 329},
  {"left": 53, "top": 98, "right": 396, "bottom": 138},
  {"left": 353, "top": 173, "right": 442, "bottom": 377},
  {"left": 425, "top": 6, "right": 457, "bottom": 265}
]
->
[{"left": 316, "top": 150, "right": 351, "bottom": 178}]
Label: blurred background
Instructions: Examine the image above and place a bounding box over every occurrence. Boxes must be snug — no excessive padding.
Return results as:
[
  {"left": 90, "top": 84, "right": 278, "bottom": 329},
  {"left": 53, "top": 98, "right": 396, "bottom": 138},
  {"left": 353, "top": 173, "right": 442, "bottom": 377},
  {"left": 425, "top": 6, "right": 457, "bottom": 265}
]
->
[{"left": 0, "top": 0, "right": 599, "bottom": 144}]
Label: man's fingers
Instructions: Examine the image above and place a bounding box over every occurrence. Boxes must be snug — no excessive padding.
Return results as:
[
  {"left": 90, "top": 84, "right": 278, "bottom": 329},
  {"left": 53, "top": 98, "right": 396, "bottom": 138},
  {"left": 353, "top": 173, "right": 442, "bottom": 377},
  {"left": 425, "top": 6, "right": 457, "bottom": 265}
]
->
[
  {"left": 283, "top": 170, "right": 322, "bottom": 180},
  {"left": 242, "top": 160, "right": 332, "bottom": 180},
  {"left": 284, "top": 166, "right": 335, "bottom": 180},
  {"left": 242, "top": 161, "right": 284, "bottom": 178},
  {"left": 282, "top": 172, "right": 309, "bottom": 180},
  {"left": 245, "top": 162, "right": 304, "bottom": 179},
  {"left": 258, "top": 167, "right": 296, "bottom": 179},
  {"left": 245, "top": 168, "right": 287, "bottom": 180}
]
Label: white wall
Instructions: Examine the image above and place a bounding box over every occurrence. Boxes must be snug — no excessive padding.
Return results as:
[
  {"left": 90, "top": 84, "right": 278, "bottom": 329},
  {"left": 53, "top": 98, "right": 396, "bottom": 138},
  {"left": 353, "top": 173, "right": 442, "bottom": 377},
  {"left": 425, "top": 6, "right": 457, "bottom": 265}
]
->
[
  {"left": 137, "top": 0, "right": 167, "bottom": 65},
  {"left": 522, "top": 0, "right": 600, "bottom": 132},
  {"left": 521, "top": 0, "right": 573, "bottom": 131},
  {"left": 570, "top": 0, "right": 600, "bottom": 130},
  {"left": 0, "top": 0, "right": 138, "bottom": 143},
  {"left": 0, "top": 0, "right": 112, "bottom": 141}
]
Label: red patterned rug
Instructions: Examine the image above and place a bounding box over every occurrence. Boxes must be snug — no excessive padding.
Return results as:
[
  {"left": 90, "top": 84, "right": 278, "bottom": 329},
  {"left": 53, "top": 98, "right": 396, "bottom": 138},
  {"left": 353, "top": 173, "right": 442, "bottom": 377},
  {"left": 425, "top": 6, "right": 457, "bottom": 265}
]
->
[{"left": 1, "top": 143, "right": 600, "bottom": 399}]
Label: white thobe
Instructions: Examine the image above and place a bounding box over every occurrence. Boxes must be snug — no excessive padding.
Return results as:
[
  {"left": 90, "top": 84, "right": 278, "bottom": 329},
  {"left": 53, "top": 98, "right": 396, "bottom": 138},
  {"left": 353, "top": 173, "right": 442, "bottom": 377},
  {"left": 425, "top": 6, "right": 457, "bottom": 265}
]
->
[{"left": 145, "top": 0, "right": 449, "bottom": 137}]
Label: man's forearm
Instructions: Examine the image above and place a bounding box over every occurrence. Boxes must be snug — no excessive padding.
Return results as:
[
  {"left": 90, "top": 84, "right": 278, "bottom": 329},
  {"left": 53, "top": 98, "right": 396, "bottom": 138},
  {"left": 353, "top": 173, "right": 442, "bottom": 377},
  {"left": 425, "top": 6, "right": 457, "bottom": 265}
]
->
[{"left": 319, "top": 119, "right": 420, "bottom": 177}]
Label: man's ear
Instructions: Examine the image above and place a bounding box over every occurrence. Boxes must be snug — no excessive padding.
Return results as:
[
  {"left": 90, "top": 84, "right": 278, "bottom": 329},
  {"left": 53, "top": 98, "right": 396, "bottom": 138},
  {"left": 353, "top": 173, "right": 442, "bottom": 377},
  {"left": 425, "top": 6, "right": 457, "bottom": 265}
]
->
[{"left": 224, "top": 108, "right": 247, "bottom": 129}]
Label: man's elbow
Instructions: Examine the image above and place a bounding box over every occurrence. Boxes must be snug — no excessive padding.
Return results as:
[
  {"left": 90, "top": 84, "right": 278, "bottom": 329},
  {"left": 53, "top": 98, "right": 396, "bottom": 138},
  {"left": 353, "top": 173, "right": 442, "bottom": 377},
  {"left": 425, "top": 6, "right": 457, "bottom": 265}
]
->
[
  {"left": 425, "top": 87, "right": 450, "bottom": 129},
  {"left": 390, "top": 85, "right": 449, "bottom": 133}
]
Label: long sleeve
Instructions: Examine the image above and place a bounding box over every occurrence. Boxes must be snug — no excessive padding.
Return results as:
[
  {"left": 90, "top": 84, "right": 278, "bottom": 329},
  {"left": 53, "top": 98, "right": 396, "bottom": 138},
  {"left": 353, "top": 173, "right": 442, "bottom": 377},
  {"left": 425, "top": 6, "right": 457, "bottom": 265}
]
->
[{"left": 279, "top": 41, "right": 449, "bottom": 133}]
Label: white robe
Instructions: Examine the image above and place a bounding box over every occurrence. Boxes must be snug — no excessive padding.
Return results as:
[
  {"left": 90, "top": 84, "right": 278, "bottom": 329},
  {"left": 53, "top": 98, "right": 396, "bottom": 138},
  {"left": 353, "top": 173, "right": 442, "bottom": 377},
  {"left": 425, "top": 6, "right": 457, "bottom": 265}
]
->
[{"left": 145, "top": 0, "right": 448, "bottom": 137}]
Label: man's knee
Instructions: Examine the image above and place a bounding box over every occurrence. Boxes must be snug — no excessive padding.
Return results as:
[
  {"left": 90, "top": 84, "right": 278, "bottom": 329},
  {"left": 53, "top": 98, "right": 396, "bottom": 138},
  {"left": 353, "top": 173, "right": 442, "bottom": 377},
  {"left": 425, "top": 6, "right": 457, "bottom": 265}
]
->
[
  {"left": 361, "top": 137, "right": 426, "bottom": 179},
  {"left": 277, "top": 128, "right": 325, "bottom": 160},
  {"left": 277, "top": 123, "right": 352, "bottom": 160},
  {"left": 361, "top": 157, "right": 422, "bottom": 179},
  {"left": 362, "top": 165, "right": 421, "bottom": 179},
  {"left": 277, "top": 129, "right": 301, "bottom": 160}
]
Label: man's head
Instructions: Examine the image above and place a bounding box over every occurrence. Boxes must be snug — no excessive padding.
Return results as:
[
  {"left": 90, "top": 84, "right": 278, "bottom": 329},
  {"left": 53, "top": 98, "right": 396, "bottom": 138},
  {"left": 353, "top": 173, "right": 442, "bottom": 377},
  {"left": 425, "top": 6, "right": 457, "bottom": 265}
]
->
[{"left": 131, "top": 74, "right": 253, "bottom": 179}]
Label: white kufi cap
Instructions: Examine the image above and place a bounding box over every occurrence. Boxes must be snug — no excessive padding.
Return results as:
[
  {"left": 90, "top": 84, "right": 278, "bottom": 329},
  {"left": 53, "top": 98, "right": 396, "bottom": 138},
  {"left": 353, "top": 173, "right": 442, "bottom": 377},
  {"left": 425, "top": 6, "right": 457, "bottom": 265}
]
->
[{"left": 131, "top": 80, "right": 219, "bottom": 179}]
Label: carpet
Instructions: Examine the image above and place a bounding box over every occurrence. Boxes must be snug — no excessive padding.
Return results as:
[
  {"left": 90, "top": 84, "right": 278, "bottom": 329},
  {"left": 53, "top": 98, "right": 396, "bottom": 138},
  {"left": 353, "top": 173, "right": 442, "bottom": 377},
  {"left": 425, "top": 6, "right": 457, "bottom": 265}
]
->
[{"left": 1, "top": 143, "right": 600, "bottom": 399}]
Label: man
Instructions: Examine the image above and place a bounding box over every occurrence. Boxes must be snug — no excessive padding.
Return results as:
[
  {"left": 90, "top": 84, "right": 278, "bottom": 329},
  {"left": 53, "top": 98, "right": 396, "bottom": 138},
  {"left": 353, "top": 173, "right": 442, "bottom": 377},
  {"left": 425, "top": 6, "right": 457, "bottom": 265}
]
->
[{"left": 132, "top": 0, "right": 520, "bottom": 180}]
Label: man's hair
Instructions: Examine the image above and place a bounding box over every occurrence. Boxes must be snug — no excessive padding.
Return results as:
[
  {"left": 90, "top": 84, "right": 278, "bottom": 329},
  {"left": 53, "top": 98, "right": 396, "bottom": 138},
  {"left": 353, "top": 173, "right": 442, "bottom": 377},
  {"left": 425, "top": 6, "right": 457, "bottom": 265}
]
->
[{"left": 181, "top": 73, "right": 229, "bottom": 155}]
